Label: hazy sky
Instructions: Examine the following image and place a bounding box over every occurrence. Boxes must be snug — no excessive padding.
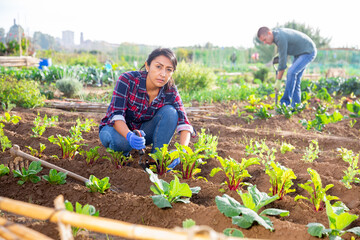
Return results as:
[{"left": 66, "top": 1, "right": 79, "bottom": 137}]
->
[{"left": 0, "top": 0, "right": 359, "bottom": 49}]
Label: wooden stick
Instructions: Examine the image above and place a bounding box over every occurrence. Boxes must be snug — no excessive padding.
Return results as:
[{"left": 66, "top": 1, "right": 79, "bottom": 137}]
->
[
  {"left": 0, "top": 217, "right": 53, "bottom": 240},
  {"left": 10, "top": 145, "right": 88, "bottom": 184},
  {"left": 53, "top": 195, "right": 73, "bottom": 240},
  {"left": 0, "top": 196, "right": 262, "bottom": 240}
]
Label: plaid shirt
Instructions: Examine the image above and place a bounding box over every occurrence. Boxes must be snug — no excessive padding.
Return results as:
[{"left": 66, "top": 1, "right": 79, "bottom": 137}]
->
[{"left": 100, "top": 71, "right": 194, "bottom": 135}]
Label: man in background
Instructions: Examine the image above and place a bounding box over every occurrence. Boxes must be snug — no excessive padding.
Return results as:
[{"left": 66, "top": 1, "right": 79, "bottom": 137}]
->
[{"left": 257, "top": 27, "right": 317, "bottom": 107}]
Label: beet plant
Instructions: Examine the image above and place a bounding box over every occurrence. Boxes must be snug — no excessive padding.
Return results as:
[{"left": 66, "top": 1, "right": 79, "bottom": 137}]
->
[
  {"left": 13, "top": 161, "right": 43, "bottom": 185},
  {"left": 103, "top": 148, "right": 133, "bottom": 169},
  {"left": 265, "top": 161, "right": 296, "bottom": 200},
  {"left": 80, "top": 146, "right": 101, "bottom": 165},
  {"left": 216, "top": 184, "right": 289, "bottom": 231},
  {"left": 0, "top": 123, "right": 12, "bottom": 152},
  {"left": 210, "top": 156, "right": 260, "bottom": 191},
  {"left": 295, "top": 168, "right": 339, "bottom": 211},
  {"left": 85, "top": 175, "right": 111, "bottom": 194},
  {"left": 193, "top": 128, "right": 218, "bottom": 159},
  {"left": 0, "top": 164, "right": 10, "bottom": 176},
  {"left": 42, "top": 169, "right": 67, "bottom": 185},
  {"left": 346, "top": 100, "right": 360, "bottom": 118},
  {"left": 64, "top": 200, "right": 99, "bottom": 237},
  {"left": 31, "top": 113, "right": 58, "bottom": 138},
  {"left": 301, "top": 140, "right": 320, "bottom": 163},
  {"left": 148, "top": 144, "right": 178, "bottom": 175},
  {"left": 48, "top": 134, "right": 85, "bottom": 160},
  {"left": 307, "top": 200, "right": 360, "bottom": 239},
  {"left": 337, "top": 147, "right": 360, "bottom": 189},
  {"left": 26, "top": 143, "right": 46, "bottom": 158},
  {"left": 174, "top": 143, "right": 206, "bottom": 179},
  {"left": 0, "top": 112, "right": 21, "bottom": 124},
  {"left": 147, "top": 169, "right": 200, "bottom": 208}
]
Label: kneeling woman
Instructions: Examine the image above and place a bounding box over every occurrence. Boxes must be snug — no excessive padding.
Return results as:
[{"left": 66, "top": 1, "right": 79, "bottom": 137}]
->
[{"left": 99, "top": 48, "right": 195, "bottom": 167}]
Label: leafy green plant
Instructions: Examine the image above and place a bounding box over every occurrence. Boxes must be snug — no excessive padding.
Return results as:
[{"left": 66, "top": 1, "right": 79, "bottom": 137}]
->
[
  {"left": 280, "top": 142, "right": 295, "bottom": 154},
  {"left": 300, "top": 110, "right": 344, "bottom": 132},
  {"left": 193, "top": 128, "right": 218, "bottom": 159},
  {"left": 148, "top": 144, "right": 178, "bottom": 175},
  {"left": 103, "top": 148, "right": 133, "bottom": 169},
  {"left": 254, "top": 106, "right": 273, "bottom": 119},
  {"left": 182, "top": 219, "right": 196, "bottom": 228},
  {"left": 48, "top": 134, "right": 85, "bottom": 160},
  {"left": 349, "top": 119, "right": 357, "bottom": 128},
  {"left": 0, "top": 123, "right": 12, "bottom": 152},
  {"left": 210, "top": 156, "right": 260, "bottom": 191},
  {"left": 147, "top": 168, "right": 200, "bottom": 208},
  {"left": 56, "top": 77, "right": 83, "bottom": 98},
  {"left": 245, "top": 139, "right": 277, "bottom": 168},
  {"left": 316, "top": 87, "right": 332, "bottom": 102},
  {"left": 301, "top": 140, "right": 320, "bottom": 163},
  {"left": 70, "top": 118, "right": 97, "bottom": 140},
  {"left": 295, "top": 168, "right": 339, "bottom": 211},
  {"left": 216, "top": 184, "right": 289, "bottom": 231},
  {"left": 0, "top": 112, "right": 21, "bottom": 124},
  {"left": 346, "top": 100, "right": 360, "bottom": 118},
  {"left": 13, "top": 161, "right": 43, "bottom": 185},
  {"left": 26, "top": 143, "right": 46, "bottom": 158},
  {"left": 31, "top": 113, "right": 58, "bottom": 138},
  {"left": 266, "top": 161, "right": 296, "bottom": 200},
  {"left": 337, "top": 147, "right": 360, "bottom": 189},
  {"left": 174, "top": 143, "right": 207, "bottom": 179},
  {"left": 0, "top": 164, "right": 10, "bottom": 176},
  {"left": 79, "top": 146, "right": 101, "bottom": 165},
  {"left": 307, "top": 200, "right": 360, "bottom": 240},
  {"left": 42, "top": 169, "right": 67, "bottom": 184},
  {"left": 85, "top": 175, "right": 111, "bottom": 194},
  {"left": 64, "top": 200, "right": 99, "bottom": 237}
]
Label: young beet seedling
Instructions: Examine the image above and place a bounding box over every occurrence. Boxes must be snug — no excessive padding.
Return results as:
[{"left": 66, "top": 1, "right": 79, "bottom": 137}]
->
[
  {"left": 13, "top": 161, "right": 43, "bottom": 185},
  {"left": 174, "top": 143, "right": 207, "bottom": 180},
  {"left": 103, "top": 148, "right": 133, "bottom": 169},
  {"left": 26, "top": 143, "right": 46, "bottom": 158},
  {"left": 216, "top": 184, "right": 289, "bottom": 231},
  {"left": 307, "top": 200, "right": 360, "bottom": 239},
  {"left": 295, "top": 168, "right": 339, "bottom": 211},
  {"left": 148, "top": 144, "right": 178, "bottom": 175},
  {"left": 193, "top": 128, "right": 219, "bottom": 159},
  {"left": 48, "top": 134, "right": 85, "bottom": 160},
  {"left": 42, "top": 169, "right": 67, "bottom": 185},
  {"left": 337, "top": 147, "right": 360, "bottom": 189},
  {"left": 266, "top": 161, "right": 296, "bottom": 200},
  {"left": 0, "top": 164, "right": 10, "bottom": 177},
  {"left": 210, "top": 156, "right": 260, "bottom": 191},
  {"left": 85, "top": 175, "right": 111, "bottom": 194},
  {"left": 64, "top": 200, "right": 99, "bottom": 237},
  {"left": 79, "top": 146, "right": 101, "bottom": 165},
  {"left": 147, "top": 169, "right": 200, "bottom": 208}
]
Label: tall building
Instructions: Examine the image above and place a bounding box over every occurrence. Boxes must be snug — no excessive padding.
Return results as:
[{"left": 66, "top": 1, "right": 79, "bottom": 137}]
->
[
  {"left": 62, "top": 30, "right": 74, "bottom": 48},
  {"left": 80, "top": 32, "right": 84, "bottom": 45}
]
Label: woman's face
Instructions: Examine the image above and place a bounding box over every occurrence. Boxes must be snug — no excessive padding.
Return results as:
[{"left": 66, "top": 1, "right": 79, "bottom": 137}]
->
[{"left": 145, "top": 55, "right": 174, "bottom": 89}]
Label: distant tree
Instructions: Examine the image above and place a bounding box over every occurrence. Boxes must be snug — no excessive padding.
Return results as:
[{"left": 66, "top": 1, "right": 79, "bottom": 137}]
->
[
  {"left": 33, "top": 31, "right": 58, "bottom": 50},
  {"left": 279, "top": 21, "right": 331, "bottom": 48}
]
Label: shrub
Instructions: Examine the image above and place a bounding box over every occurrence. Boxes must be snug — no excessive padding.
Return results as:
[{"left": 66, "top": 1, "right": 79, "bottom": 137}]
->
[
  {"left": 173, "top": 61, "right": 216, "bottom": 92},
  {"left": 252, "top": 67, "right": 269, "bottom": 82},
  {"left": 56, "top": 77, "right": 83, "bottom": 98},
  {"left": 0, "top": 76, "right": 45, "bottom": 108}
]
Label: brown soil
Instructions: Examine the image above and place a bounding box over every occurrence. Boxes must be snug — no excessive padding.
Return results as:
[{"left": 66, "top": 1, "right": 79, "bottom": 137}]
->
[{"left": 1, "top": 99, "right": 360, "bottom": 240}]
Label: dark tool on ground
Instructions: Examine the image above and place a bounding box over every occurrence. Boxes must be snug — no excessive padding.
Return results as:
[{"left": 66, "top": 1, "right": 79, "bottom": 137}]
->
[
  {"left": 133, "top": 130, "right": 147, "bottom": 171},
  {"left": 272, "top": 55, "right": 279, "bottom": 106}
]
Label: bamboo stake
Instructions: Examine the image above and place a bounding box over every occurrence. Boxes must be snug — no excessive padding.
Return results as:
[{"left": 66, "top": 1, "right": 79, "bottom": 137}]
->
[
  {"left": 0, "top": 217, "right": 53, "bottom": 240},
  {"left": 0, "top": 196, "right": 262, "bottom": 240},
  {"left": 0, "top": 225, "right": 20, "bottom": 240},
  {"left": 53, "top": 195, "right": 73, "bottom": 240},
  {"left": 10, "top": 145, "right": 88, "bottom": 184}
]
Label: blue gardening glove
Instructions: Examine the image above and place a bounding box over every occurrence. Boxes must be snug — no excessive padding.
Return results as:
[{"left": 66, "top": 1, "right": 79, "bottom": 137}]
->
[
  {"left": 167, "top": 148, "right": 186, "bottom": 171},
  {"left": 274, "top": 80, "right": 282, "bottom": 90},
  {"left": 126, "top": 131, "right": 146, "bottom": 150}
]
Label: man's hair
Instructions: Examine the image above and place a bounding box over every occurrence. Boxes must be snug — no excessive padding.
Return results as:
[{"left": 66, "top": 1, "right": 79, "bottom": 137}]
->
[{"left": 257, "top": 26, "right": 270, "bottom": 38}]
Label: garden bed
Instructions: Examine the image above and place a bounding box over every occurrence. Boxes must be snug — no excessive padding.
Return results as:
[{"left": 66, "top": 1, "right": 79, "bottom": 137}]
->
[{"left": 0, "top": 99, "right": 359, "bottom": 240}]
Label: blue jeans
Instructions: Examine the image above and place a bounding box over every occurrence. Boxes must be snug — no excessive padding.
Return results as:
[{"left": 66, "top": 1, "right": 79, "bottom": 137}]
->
[
  {"left": 280, "top": 51, "right": 317, "bottom": 107},
  {"left": 99, "top": 105, "right": 178, "bottom": 155}
]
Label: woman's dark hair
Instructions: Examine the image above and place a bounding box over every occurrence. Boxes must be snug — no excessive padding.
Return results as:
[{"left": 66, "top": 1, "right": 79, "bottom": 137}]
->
[{"left": 140, "top": 48, "right": 177, "bottom": 90}]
